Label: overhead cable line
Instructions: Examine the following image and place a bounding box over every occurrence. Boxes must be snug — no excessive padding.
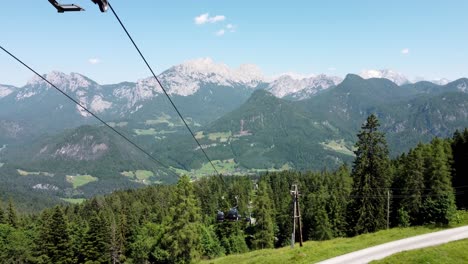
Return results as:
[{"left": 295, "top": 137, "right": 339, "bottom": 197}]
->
[
  {"left": 0, "top": 45, "right": 178, "bottom": 178},
  {"left": 107, "top": 3, "right": 222, "bottom": 179}
]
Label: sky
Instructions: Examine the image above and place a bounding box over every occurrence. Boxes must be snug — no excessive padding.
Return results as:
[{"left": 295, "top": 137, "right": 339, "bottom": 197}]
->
[{"left": 1, "top": 0, "right": 468, "bottom": 86}]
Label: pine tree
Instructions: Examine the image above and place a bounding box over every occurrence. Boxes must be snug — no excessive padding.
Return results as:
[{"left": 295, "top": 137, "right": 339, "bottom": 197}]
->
[
  {"left": 398, "top": 145, "right": 426, "bottom": 225},
  {"left": 6, "top": 199, "right": 18, "bottom": 228},
  {"left": 347, "top": 114, "right": 391, "bottom": 235},
  {"left": 452, "top": 129, "right": 468, "bottom": 209},
  {"left": 82, "top": 212, "right": 111, "bottom": 263},
  {"left": 200, "top": 225, "right": 224, "bottom": 259},
  {"left": 252, "top": 181, "right": 274, "bottom": 249},
  {"left": 161, "top": 175, "right": 202, "bottom": 264},
  {"left": 309, "top": 188, "right": 334, "bottom": 241},
  {"left": 109, "top": 214, "right": 125, "bottom": 264},
  {"left": 421, "top": 138, "right": 456, "bottom": 225},
  {"left": 0, "top": 203, "right": 5, "bottom": 224},
  {"left": 327, "top": 166, "right": 352, "bottom": 237},
  {"left": 38, "top": 206, "right": 73, "bottom": 264}
]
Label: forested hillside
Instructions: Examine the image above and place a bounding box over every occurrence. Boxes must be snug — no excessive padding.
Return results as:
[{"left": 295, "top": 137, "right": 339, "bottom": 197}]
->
[
  {"left": 0, "top": 118, "right": 466, "bottom": 263},
  {"left": 1, "top": 75, "right": 467, "bottom": 209}
]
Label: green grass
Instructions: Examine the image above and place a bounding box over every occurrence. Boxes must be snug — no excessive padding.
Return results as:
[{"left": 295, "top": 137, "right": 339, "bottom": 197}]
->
[
  {"left": 134, "top": 128, "right": 158, "bottom": 136},
  {"left": 17, "top": 169, "right": 54, "bottom": 177},
  {"left": 61, "top": 198, "right": 86, "bottom": 204},
  {"left": 173, "top": 161, "right": 293, "bottom": 178},
  {"left": 201, "top": 212, "right": 468, "bottom": 264},
  {"left": 320, "top": 139, "right": 355, "bottom": 156},
  {"left": 145, "top": 113, "right": 181, "bottom": 127},
  {"left": 195, "top": 131, "right": 205, "bottom": 140},
  {"left": 136, "top": 170, "right": 154, "bottom": 181},
  {"left": 173, "top": 159, "right": 240, "bottom": 177},
  {"left": 208, "top": 132, "right": 232, "bottom": 142},
  {"left": 372, "top": 239, "right": 468, "bottom": 264},
  {"left": 108, "top": 122, "right": 128, "bottom": 127},
  {"left": 121, "top": 171, "right": 135, "bottom": 178},
  {"left": 135, "top": 128, "right": 177, "bottom": 136},
  {"left": 121, "top": 170, "right": 156, "bottom": 185},
  {"left": 66, "top": 174, "right": 98, "bottom": 189}
]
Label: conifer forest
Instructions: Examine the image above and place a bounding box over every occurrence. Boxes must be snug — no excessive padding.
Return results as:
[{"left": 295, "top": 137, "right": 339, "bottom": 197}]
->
[{"left": 0, "top": 115, "right": 466, "bottom": 264}]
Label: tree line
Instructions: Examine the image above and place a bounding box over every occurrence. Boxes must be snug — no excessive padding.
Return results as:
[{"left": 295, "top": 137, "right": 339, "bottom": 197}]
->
[{"left": 0, "top": 115, "right": 467, "bottom": 263}]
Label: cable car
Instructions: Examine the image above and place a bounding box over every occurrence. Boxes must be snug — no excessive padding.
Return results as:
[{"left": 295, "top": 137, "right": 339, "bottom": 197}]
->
[
  {"left": 48, "top": 0, "right": 84, "bottom": 12},
  {"left": 91, "top": 0, "right": 108, "bottom": 12},
  {"left": 216, "top": 211, "right": 225, "bottom": 222},
  {"left": 48, "top": 0, "right": 108, "bottom": 13},
  {"left": 226, "top": 207, "right": 240, "bottom": 221}
]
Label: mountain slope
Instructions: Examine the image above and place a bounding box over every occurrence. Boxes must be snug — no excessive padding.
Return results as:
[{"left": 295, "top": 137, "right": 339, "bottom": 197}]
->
[
  {"left": 153, "top": 89, "right": 356, "bottom": 172},
  {"left": 1, "top": 125, "right": 176, "bottom": 199}
]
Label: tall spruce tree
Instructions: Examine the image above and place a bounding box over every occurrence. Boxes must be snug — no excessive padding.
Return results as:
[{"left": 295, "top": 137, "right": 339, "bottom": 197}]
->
[
  {"left": 82, "top": 212, "right": 111, "bottom": 263},
  {"left": 38, "top": 206, "right": 73, "bottom": 264},
  {"left": 452, "top": 129, "right": 468, "bottom": 209},
  {"left": 327, "top": 166, "right": 352, "bottom": 237},
  {"left": 421, "top": 138, "right": 456, "bottom": 225},
  {"left": 0, "top": 203, "right": 5, "bottom": 224},
  {"left": 6, "top": 199, "right": 18, "bottom": 228},
  {"left": 252, "top": 181, "right": 274, "bottom": 249},
  {"left": 161, "top": 175, "right": 202, "bottom": 264},
  {"left": 397, "top": 145, "right": 426, "bottom": 225},
  {"left": 347, "top": 114, "right": 391, "bottom": 235},
  {"left": 307, "top": 188, "right": 333, "bottom": 241}
]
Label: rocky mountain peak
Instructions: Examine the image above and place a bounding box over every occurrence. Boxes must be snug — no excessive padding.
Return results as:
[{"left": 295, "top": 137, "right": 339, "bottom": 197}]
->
[
  {"left": 26, "top": 71, "right": 95, "bottom": 92},
  {"left": 359, "top": 69, "right": 410, "bottom": 86}
]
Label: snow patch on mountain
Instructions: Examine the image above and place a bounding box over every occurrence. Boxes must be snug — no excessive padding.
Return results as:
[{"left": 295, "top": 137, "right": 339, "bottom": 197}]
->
[
  {"left": 26, "top": 71, "right": 93, "bottom": 92},
  {"left": 432, "top": 78, "right": 451, "bottom": 86},
  {"left": 266, "top": 74, "right": 342, "bottom": 99},
  {"left": 0, "top": 86, "right": 14, "bottom": 98},
  {"left": 16, "top": 91, "right": 37, "bottom": 100},
  {"left": 90, "top": 96, "right": 113, "bottom": 113},
  {"left": 152, "top": 58, "right": 264, "bottom": 96},
  {"left": 457, "top": 82, "right": 467, "bottom": 93},
  {"left": 76, "top": 97, "right": 90, "bottom": 117},
  {"left": 360, "top": 69, "right": 410, "bottom": 86}
]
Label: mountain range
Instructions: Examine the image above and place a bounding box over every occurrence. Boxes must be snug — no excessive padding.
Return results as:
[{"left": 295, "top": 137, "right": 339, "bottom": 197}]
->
[{"left": 1, "top": 59, "right": 467, "bottom": 210}]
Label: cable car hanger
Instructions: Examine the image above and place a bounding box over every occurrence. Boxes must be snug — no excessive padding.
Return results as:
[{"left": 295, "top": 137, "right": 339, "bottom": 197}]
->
[{"left": 48, "top": 0, "right": 108, "bottom": 13}]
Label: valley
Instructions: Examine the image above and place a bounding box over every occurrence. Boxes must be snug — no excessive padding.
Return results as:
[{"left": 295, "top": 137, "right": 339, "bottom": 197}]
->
[{"left": 1, "top": 65, "right": 467, "bottom": 208}]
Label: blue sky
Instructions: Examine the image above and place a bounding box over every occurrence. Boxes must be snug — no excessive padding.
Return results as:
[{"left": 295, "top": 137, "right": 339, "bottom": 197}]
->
[{"left": 1, "top": 0, "right": 468, "bottom": 86}]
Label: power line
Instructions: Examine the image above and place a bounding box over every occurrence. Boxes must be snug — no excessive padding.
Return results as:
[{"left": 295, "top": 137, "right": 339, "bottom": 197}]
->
[
  {"left": 107, "top": 3, "right": 222, "bottom": 179},
  {"left": 0, "top": 45, "right": 178, "bottom": 179},
  {"left": 306, "top": 185, "right": 468, "bottom": 192}
]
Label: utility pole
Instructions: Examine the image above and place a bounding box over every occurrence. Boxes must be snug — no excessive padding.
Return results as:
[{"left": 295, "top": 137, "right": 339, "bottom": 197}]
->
[
  {"left": 291, "top": 184, "right": 303, "bottom": 248},
  {"left": 387, "top": 189, "right": 390, "bottom": 229}
]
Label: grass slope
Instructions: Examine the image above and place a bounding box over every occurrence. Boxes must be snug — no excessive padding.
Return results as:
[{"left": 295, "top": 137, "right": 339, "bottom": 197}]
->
[
  {"left": 66, "top": 174, "right": 98, "bottom": 189},
  {"left": 202, "top": 212, "right": 468, "bottom": 264},
  {"left": 372, "top": 239, "right": 468, "bottom": 264}
]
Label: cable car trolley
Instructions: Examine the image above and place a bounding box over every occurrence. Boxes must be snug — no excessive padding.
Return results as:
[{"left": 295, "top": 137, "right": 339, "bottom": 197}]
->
[{"left": 48, "top": 0, "right": 108, "bottom": 13}]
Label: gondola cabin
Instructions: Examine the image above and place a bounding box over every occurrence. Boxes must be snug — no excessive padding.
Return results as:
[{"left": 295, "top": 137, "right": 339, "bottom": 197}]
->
[
  {"left": 226, "top": 208, "right": 240, "bottom": 221},
  {"left": 216, "top": 211, "right": 225, "bottom": 222},
  {"left": 48, "top": 0, "right": 84, "bottom": 12}
]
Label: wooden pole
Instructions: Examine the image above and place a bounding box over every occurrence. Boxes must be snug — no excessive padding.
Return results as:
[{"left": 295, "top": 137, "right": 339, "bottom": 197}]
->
[
  {"left": 291, "top": 185, "right": 296, "bottom": 248},
  {"left": 387, "top": 189, "right": 390, "bottom": 229},
  {"left": 296, "top": 185, "right": 303, "bottom": 247}
]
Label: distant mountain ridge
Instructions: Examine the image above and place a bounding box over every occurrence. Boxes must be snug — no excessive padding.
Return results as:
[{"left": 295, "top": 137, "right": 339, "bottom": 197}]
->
[
  {"left": 2, "top": 58, "right": 454, "bottom": 102},
  {"left": 1, "top": 71, "right": 467, "bottom": 205}
]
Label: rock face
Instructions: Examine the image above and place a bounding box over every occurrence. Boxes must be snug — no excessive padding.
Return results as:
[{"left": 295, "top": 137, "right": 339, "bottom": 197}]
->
[
  {"left": 359, "top": 69, "right": 410, "bottom": 86},
  {"left": 266, "top": 74, "right": 343, "bottom": 99}
]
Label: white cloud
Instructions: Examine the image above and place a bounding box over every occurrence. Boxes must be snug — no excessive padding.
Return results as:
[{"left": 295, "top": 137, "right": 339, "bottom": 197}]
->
[
  {"left": 328, "top": 67, "right": 337, "bottom": 71},
  {"left": 195, "top": 13, "right": 226, "bottom": 25},
  {"left": 211, "top": 15, "right": 226, "bottom": 23},
  {"left": 216, "top": 29, "right": 225, "bottom": 36},
  {"left": 226, "top": 24, "right": 236, "bottom": 32},
  {"left": 88, "top": 58, "right": 101, "bottom": 65},
  {"left": 401, "top": 48, "right": 410, "bottom": 55}
]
